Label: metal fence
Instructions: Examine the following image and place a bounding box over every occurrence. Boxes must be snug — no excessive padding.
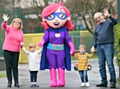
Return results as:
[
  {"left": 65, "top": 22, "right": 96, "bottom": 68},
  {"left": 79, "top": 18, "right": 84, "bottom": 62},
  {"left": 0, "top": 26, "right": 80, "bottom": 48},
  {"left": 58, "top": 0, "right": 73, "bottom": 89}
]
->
[{"left": 18, "top": 31, "right": 93, "bottom": 63}]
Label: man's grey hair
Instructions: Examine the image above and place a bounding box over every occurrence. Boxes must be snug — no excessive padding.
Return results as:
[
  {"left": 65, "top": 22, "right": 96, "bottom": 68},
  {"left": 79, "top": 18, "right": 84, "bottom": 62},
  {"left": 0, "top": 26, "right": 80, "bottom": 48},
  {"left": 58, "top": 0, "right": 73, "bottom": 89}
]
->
[{"left": 94, "top": 12, "right": 103, "bottom": 19}]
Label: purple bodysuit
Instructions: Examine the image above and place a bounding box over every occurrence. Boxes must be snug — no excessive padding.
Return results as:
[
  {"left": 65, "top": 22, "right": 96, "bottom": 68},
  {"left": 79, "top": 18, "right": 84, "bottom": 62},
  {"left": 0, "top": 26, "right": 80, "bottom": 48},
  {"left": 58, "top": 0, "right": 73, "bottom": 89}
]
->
[{"left": 42, "top": 27, "right": 72, "bottom": 69}]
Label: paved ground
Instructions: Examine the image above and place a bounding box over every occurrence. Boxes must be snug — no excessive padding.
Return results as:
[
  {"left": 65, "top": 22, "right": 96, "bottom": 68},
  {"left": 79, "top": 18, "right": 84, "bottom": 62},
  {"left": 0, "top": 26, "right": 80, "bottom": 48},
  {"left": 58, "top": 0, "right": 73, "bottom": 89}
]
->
[{"left": 0, "top": 59, "right": 120, "bottom": 89}]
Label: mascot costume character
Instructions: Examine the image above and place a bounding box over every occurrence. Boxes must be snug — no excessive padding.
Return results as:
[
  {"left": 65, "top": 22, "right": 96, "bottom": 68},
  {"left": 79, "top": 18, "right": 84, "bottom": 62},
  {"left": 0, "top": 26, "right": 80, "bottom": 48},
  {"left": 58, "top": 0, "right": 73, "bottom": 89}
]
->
[{"left": 38, "top": 2, "right": 75, "bottom": 87}]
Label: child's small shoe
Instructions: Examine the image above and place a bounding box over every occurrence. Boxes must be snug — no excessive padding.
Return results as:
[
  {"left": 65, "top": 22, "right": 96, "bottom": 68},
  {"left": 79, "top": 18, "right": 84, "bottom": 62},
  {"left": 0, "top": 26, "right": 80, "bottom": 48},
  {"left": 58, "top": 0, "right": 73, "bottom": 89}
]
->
[
  {"left": 81, "top": 83, "right": 85, "bottom": 86},
  {"left": 30, "top": 84, "right": 34, "bottom": 87},
  {"left": 85, "top": 82, "right": 90, "bottom": 86},
  {"left": 34, "top": 84, "right": 39, "bottom": 87}
]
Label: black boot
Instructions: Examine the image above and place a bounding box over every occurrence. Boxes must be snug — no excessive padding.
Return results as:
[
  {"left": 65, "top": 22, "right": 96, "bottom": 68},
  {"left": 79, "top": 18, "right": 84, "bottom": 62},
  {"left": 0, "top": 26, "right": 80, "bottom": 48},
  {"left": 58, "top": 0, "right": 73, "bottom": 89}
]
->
[
  {"left": 7, "top": 82, "right": 12, "bottom": 87},
  {"left": 110, "top": 84, "right": 116, "bottom": 88},
  {"left": 96, "top": 83, "right": 107, "bottom": 87},
  {"left": 6, "top": 68, "right": 12, "bottom": 87},
  {"left": 14, "top": 82, "right": 20, "bottom": 87},
  {"left": 13, "top": 69, "right": 20, "bottom": 87}
]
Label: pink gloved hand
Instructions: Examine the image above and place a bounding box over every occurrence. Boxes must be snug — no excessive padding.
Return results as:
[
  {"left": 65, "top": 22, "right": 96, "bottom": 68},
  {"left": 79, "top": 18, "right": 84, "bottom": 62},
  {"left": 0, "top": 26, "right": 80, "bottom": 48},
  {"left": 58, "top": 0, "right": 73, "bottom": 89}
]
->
[
  {"left": 38, "top": 39, "right": 45, "bottom": 47},
  {"left": 20, "top": 42, "right": 24, "bottom": 48},
  {"left": 68, "top": 42, "right": 75, "bottom": 55}
]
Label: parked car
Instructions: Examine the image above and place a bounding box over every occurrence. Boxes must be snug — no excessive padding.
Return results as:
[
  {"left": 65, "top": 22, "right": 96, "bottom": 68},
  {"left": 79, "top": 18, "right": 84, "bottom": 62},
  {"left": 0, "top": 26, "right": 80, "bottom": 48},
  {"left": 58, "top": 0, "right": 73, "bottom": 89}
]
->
[{"left": 74, "top": 63, "right": 92, "bottom": 71}]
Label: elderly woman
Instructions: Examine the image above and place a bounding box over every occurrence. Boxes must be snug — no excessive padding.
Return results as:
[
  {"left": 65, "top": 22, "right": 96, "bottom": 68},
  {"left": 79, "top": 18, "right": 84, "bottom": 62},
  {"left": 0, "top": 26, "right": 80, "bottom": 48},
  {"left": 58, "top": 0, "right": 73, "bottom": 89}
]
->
[{"left": 1, "top": 14, "right": 24, "bottom": 88}]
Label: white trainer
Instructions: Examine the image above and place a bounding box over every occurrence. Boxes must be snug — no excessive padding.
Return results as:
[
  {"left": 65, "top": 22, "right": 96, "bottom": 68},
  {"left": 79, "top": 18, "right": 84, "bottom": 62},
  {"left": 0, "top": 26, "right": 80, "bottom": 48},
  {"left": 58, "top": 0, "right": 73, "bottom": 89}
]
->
[
  {"left": 85, "top": 82, "right": 90, "bottom": 86},
  {"left": 81, "top": 83, "right": 85, "bottom": 86}
]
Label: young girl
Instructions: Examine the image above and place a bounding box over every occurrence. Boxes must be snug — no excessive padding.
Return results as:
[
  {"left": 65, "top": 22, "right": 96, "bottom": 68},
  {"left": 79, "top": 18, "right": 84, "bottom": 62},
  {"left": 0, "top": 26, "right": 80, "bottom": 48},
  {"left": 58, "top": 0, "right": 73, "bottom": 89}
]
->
[
  {"left": 21, "top": 43, "right": 42, "bottom": 87},
  {"left": 72, "top": 44, "right": 94, "bottom": 87},
  {"left": 38, "top": 2, "right": 75, "bottom": 87}
]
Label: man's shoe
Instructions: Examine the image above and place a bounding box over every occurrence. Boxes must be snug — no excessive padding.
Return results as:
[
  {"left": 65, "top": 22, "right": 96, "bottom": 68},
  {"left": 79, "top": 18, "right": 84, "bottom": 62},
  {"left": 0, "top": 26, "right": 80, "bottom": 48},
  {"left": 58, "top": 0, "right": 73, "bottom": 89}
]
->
[
  {"left": 110, "top": 84, "right": 116, "bottom": 88},
  {"left": 96, "top": 83, "right": 107, "bottom": 87}
]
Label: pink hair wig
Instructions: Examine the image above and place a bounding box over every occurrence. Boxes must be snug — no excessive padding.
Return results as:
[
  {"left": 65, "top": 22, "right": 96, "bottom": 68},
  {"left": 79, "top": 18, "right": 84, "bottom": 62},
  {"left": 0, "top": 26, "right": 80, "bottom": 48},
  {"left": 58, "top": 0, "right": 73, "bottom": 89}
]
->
[{"left": 40, "top": 3, "right": 74, "bottom": 30}]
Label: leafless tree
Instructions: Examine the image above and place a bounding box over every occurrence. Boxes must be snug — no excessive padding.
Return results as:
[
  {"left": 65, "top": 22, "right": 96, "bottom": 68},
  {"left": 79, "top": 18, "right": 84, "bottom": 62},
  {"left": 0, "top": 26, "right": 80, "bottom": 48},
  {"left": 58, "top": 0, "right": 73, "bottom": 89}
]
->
[
  {"left": 65, "top": 0, "right": 117, "bottom": 34},
  {"left": 14, "top": 0, "right": 117, "bottom": 33}
]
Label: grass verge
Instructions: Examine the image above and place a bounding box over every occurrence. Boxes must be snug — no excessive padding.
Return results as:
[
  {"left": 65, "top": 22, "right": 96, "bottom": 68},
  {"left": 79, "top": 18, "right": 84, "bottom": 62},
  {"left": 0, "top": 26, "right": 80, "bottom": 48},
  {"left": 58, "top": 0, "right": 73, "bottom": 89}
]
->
[
  {"left": 0, "top": 72, "right": 22, "bottom": 78},
  {"left": 117, "top": 78, "right": 120, "bottom": 85},
  {"left": 0, "top": 72, "right": 6, "bottom": 77}
]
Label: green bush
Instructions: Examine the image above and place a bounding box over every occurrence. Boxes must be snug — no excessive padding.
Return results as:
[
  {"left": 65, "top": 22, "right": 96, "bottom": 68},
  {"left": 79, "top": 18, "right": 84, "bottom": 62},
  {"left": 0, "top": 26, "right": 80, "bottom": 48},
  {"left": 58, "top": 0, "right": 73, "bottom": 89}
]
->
[{"left": 114, "top": 22, "right": 120, "bottom": 66}]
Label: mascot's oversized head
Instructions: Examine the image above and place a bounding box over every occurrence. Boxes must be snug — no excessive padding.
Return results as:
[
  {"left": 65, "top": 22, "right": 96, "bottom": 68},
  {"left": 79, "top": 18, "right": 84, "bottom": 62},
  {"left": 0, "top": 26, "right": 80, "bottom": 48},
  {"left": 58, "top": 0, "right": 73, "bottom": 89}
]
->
[{"left": 40, "top": 2, "right": 74, "bottom": 30}]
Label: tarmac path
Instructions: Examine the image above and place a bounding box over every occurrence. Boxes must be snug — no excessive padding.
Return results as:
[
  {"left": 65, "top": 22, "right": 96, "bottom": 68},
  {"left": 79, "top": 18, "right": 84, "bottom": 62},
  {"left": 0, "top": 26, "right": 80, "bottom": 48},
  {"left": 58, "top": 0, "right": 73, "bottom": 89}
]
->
[{"left": 0, "top": 59, "right": 120, "bottom": 89}]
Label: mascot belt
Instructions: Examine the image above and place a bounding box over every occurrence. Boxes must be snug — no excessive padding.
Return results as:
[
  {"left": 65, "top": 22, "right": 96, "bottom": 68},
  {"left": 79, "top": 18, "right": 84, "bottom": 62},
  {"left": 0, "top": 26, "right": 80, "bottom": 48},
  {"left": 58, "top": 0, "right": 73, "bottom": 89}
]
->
[{"left": 47, "top": 43, "right": 64, "bottom": 50}]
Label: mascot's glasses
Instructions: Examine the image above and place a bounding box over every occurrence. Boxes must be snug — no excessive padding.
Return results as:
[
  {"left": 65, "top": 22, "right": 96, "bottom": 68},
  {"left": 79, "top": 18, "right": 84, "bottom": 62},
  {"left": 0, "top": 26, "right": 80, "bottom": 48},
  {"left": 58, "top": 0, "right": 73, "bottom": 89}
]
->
[{"left": 46, "top": 12, "right": 67, "bottom": 20}]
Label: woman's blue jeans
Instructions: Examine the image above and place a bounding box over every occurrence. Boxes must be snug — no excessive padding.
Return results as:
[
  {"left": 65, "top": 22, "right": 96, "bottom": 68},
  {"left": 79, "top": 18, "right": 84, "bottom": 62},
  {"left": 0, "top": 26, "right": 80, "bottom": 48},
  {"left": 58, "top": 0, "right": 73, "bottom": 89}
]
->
[
  {"left": 78, "top": 70, "right": 88, "bottom": 83},
  {"left": 97, "top": 43, "right": 116, "bottom": 84}
]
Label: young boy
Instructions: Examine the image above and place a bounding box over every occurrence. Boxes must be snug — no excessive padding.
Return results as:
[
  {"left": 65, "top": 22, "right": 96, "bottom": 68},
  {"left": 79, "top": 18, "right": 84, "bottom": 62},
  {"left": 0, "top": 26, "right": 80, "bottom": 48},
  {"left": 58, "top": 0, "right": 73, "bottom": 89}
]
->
[
  {"left": 21, "top": 43, "right": 42, "bottom": 87},
  {"left": 72, "top": 44, "right": 94, "bottom": 87}
]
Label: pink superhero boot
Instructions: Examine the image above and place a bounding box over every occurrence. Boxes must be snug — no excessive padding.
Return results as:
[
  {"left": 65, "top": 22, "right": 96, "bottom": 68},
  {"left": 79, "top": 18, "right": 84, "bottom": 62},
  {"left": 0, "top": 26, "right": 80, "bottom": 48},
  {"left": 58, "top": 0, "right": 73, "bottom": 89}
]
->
[
  {"left": 50, "top": 68, "right": 57, "bottom": 87},
  {"left": 57, "top": 68, "right": 65, "bottom": 87}
]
